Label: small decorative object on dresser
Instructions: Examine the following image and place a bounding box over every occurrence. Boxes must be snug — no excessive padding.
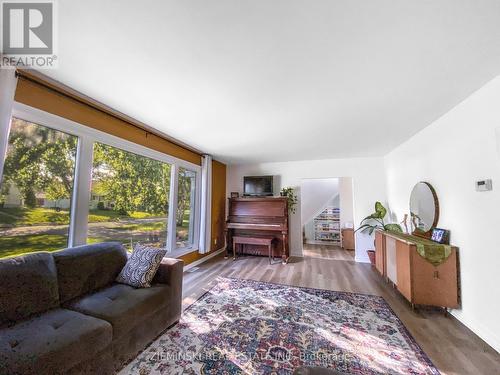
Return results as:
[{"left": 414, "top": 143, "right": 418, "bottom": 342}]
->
[
  {"left": 400, "top": 213, "right": 410, "bottom": 234},
  {"left": 431, "top": 228, "right": 450, "bottom": 244},
  {"left": 230, "top": 192, "right": 239, "bottom": 198}
]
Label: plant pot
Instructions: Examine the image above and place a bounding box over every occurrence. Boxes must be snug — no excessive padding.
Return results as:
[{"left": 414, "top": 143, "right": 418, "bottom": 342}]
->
[{"left": 367, "top": 250, "right": 376, "bottom": 266}]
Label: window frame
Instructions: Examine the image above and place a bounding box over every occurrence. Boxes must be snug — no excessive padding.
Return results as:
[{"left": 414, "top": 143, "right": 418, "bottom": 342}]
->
[
  {"left": 176, "top": 167, "right": 198, "bottom": 249},
  {"left": 8, "top": 102, "right": 201, "bottom": 256}
]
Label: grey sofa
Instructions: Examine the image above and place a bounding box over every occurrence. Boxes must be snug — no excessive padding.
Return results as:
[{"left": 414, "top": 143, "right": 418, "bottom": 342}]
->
[{"left": 0, "top": 242, "right": 184, "bottom": 375}]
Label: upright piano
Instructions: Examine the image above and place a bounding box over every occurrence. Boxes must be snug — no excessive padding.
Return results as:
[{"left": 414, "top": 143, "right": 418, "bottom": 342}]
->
[{"left": 225, "top": 197, "right": 289, "bottom": 263}]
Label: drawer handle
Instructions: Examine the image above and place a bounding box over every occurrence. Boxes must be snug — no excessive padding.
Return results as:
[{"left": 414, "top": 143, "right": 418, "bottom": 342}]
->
[{"left": 434, "top": 270, "right": 439, "bottom": 279}]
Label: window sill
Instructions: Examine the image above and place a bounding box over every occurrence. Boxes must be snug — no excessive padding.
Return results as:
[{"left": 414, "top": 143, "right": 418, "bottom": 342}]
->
[{"left": 168, "top": 246, "right": 199, "bottom": 258}]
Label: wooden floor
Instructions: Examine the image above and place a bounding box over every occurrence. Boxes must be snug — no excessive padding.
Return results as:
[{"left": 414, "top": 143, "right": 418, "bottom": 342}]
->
[
  {"left": 302, "top": 243, "right": 355, "bottom": 260},
  {"left": 182, "top": 245, "right": 500, "bottom": 375}
]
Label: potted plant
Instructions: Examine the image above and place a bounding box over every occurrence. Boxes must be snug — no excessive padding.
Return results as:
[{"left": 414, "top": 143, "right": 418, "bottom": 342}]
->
[
  {"left": 280, "top": 187, "right": 298, "bottom": 214},
  {"left": 356, "top": 202, "right": 403, "bottom": 266}
]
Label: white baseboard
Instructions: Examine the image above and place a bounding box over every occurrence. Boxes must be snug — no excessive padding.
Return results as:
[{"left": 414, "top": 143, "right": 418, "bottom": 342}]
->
[{"left": 183, "top": 247, "right": 226, "bottom": 272}]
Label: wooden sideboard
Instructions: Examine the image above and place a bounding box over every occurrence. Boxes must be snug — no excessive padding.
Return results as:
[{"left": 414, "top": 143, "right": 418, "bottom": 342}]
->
[
  {"left": 341, "top": 228, "right": 355, "bottom": 250},
  {"left": 375, "top": 230, "right": 460, "bottom": 309}
]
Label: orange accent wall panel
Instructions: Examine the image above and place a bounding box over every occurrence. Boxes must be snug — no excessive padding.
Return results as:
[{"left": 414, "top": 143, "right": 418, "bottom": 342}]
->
[
  {"left": 14, "top": 78, "right": 201, "bottom": 165},
  {"left": 211, "top": 160, "right": 226, "bottom": 252},
  {"left": 179, "top": 160, "right": 226, "bottom": 266}
]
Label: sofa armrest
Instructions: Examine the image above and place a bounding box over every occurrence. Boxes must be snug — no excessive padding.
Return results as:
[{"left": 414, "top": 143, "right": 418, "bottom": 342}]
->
[
  {"left": 154, "top": 258, "right": 184, "bottom": 287},
  {"left": 153, "top": 258, "right": 184, "bottom": 322}
]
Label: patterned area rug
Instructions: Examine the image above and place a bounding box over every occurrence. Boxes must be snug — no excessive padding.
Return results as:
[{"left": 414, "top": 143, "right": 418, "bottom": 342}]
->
[{"left": 121, "top": 277, "right": 439, "bottom": 375}]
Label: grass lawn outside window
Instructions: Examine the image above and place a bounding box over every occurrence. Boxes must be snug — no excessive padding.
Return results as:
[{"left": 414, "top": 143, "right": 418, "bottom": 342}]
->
[{"left": 0, "top": 207, "right": 191, "bottom": 259}]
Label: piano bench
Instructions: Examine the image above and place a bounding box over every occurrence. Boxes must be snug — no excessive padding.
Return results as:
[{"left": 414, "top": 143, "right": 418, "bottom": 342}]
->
[{"left": 232, "top": 235, "right": 279, "bottom": 264}]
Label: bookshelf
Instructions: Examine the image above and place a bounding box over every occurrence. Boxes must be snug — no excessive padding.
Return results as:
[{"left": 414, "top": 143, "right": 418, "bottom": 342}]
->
[{"left": 313, "top": 207, "right": 341, "bottom": 245}]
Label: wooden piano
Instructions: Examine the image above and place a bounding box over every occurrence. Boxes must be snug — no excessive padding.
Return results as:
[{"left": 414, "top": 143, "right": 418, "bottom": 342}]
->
[{"left": 225, "top": 197, "right": 290, "bottom": 263}]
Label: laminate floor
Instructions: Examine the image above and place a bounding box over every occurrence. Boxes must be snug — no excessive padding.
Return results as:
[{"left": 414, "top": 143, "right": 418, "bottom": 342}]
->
[
  {"left": 302, "top": 243, "right": 355, "bottom": 260},
  {"left": 182, "top": 247, "right": 500, "bottom": 375}
]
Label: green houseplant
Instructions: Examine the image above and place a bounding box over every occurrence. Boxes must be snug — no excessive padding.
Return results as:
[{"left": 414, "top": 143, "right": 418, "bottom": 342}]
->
[
  {"left": 356, "top": 201, "right": 403, "bottom": 235},
  {"left": 356, "top": 201, "right": 402, "bottom": 266},
  {"left": 280, "top": 187, "right": 298, "bottom": 214}
]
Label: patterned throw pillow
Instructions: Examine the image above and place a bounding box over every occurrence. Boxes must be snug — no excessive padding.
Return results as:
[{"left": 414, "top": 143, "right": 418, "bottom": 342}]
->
[{"left": 116, "top": 244, "right": 167, "bottom": 288}]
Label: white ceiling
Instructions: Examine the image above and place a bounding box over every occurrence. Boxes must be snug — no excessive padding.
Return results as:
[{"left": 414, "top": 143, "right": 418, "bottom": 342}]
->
[{"left": 44, "top": 0, "right": 500, "bottom": 164}]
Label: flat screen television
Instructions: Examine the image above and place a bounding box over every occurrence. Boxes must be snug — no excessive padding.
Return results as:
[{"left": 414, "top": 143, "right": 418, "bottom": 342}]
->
[{"left": 243, "top": 176, "right": 274, "bottom": 197}]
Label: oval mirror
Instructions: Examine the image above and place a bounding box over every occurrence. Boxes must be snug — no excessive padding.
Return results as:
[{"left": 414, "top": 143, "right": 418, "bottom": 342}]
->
[{"left": 409, "top": 182, "right": 439, "bottom": 236}]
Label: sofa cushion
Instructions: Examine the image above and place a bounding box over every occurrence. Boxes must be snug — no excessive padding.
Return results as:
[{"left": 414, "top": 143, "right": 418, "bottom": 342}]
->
[
  {"left": 0, "top": 308, "right": 112, "bottom": 375},
  {"left": 68, "top": 283, "right": 170, "bottom": 339},
  {"left": 53, "top": 242, "right": 128, "bottom": 303},
  {"left": 116, "top": 244, "right": 167, "bottom": 288},
  {"left": 0, "top": 252, "right": 59, "bottom": 326}
]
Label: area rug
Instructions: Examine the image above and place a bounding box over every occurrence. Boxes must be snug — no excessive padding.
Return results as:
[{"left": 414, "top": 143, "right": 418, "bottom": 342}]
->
[{"left": 120, "top": 277, "right": 439, "bottom": 375}]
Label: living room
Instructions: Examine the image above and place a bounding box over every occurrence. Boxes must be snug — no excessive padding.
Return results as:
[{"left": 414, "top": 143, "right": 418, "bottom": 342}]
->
[{"left": 1, "top": 1, "right": 500, "bottom": 374}]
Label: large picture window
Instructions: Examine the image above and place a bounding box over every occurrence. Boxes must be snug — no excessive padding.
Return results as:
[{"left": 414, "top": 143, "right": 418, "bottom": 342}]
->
[
  {"left": 0, "top": 118, "right": 77, "bottom": 258},
  {"left": 88, "top": 143, "right": 171, "bottom": 250},
  {"left": 0, "top": 105, "right": 202, "bottom": 259}
]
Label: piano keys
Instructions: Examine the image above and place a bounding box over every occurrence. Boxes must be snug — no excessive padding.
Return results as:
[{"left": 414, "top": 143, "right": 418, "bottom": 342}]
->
[{"left": 225, "top": 197, "right": 290, "bottom": 263}]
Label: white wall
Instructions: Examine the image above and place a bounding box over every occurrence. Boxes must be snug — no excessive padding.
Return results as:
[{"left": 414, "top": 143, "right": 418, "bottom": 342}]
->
[
  {"left": 339, "top": 177, "right": 354, "bottom": 229},
  {"left": 227, "top": 158, "right": 387, "bottom": 261},
  {"left": 385, "top": 75, "right": 500, "bottom": 353},
  {"left": 301, "top": 178, "right": 339, "bottom": 224}
]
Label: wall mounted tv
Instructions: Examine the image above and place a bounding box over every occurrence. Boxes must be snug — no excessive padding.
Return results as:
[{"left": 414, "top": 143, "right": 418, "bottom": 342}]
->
[{"left": 243, "top": 176, "right": 274, "bottom": 197}]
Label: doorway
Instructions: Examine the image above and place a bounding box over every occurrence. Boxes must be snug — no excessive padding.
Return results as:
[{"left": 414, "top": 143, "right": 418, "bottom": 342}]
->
[{"left": 300, "top": 177, "right": 355, "bottom": 260}]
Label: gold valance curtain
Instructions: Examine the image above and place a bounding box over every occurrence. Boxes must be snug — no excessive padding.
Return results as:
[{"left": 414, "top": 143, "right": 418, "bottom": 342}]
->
[{"left": 14, "top": 70, "right": 201, "bottom": 166}]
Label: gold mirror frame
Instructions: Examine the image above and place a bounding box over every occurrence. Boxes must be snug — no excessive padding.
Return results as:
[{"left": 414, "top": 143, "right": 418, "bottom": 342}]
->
[{"left": 410, "top": 182, "right": 439, "bottom": 239}]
